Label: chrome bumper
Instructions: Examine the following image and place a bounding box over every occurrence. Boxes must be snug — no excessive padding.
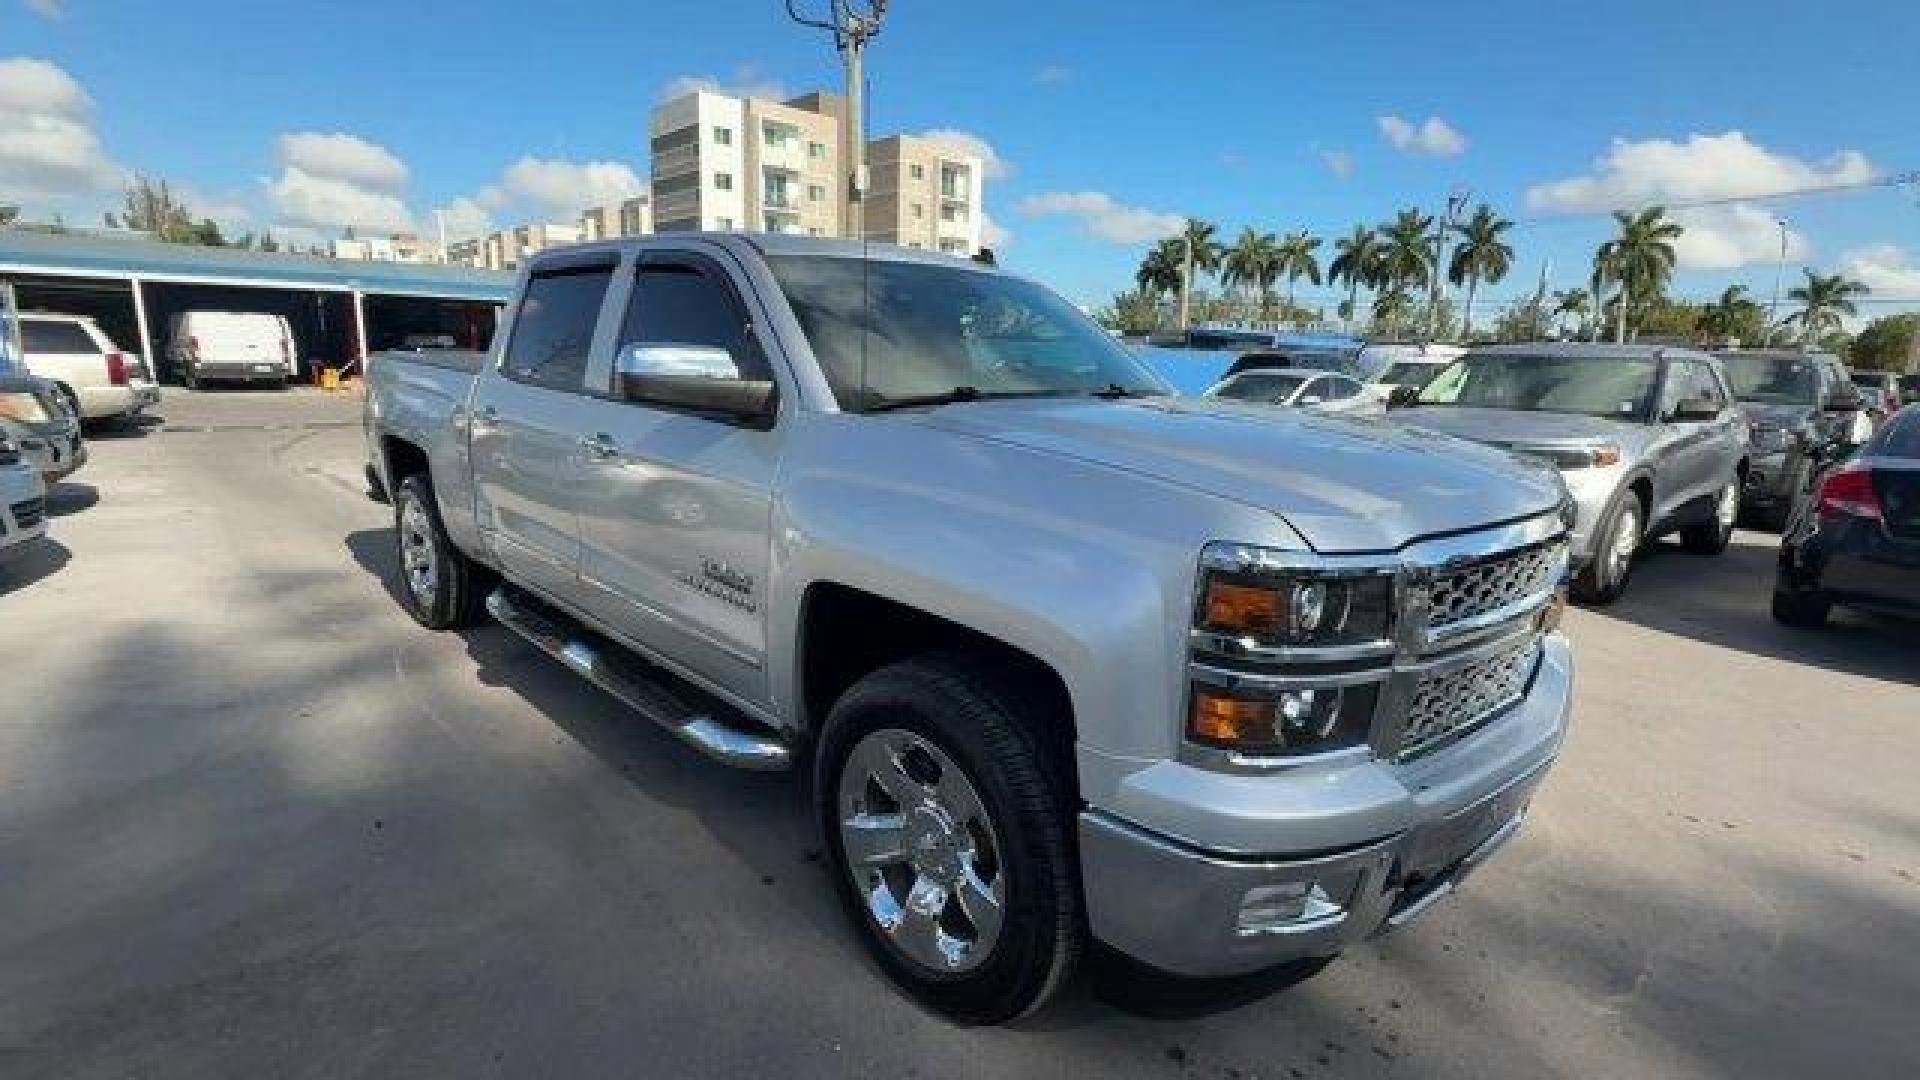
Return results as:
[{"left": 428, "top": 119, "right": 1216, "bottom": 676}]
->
[{"left": 1078, "top": 636, "right": 1571, "bottom": 979}]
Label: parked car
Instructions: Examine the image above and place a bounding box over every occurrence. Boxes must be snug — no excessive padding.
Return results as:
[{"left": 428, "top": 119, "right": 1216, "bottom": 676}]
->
[
  {"left": 18, "top": 311, "right": 161, "bottom": 424},
  {"left": 366, "top": 235, "right": 1575, "bottom": 1023},
  {"left": 0, "top": 428, "right": 49, "bottom": 568},
  {"left": 1363, "top": 344, "right": 1467, "bottom": 408},
  {"left": 0, "top": 372, "right": 85, "bottom": 482},
  {"left": 1205, "top": 367, "right": 1379, "bottom": 416},
  {"left": 168, "top": 310, "right": 296, "bottom": 390},
  {"left": 1852, "top": 369, "right": 1903, "bottom": 412},
  {"left": 1715, "top": 349, "right": 1870, "bottom": 529},
  {"left": 1773, "top": 404, "right": 1920, "bottom": 627},
  {"left": 1221, "top": 347, "right": 1360, "bottom": 380},
  {"left": 1392, "top": 344, "right": 1749, "bottom": 604}
]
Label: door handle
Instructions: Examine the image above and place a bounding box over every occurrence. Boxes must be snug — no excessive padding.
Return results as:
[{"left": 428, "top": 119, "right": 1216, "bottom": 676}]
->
[
  {"left": 578, "top": 432, "right": 620, "bottom": 460},
  {"left": 470, "top": 404, "right": 500, "bottom": 430}
]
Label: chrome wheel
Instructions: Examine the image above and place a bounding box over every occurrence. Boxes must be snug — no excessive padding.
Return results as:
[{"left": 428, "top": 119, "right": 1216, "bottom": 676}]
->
[
  {"left": 1608, "top": 503, "right": 1640, "bottom": 585},
  {"left": 837, "top": 728, "right": 1005, "bottom": 975},
  {"left": 399, "top": 495, "right": 439, "bottom": 605}
]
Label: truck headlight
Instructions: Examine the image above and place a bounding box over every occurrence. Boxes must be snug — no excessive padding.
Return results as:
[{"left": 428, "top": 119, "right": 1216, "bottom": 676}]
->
[
  {"left": 1189, "top": 682, "right": 1379, "bottom": 754},
  {"left": 1196, "top": 545, "right": 1393, "bottom": 649}
]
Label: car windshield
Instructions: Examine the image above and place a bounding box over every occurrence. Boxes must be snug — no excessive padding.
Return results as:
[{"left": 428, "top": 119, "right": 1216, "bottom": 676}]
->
[
  {"left": 1377, "top": 361, "right": 1445, "bottom": 390},
  {"left": 1417, "top": 353, "right": 1659, "bottom": 419},
  {"left": 767, "top": 255, "right": 1170, "bottom": 411},
  {"left": 1210, "top": 371, "right": 1308, "bottom": 402},
  {"left": 1719, "top": 354, "right": 1818, "bottom": 405}
]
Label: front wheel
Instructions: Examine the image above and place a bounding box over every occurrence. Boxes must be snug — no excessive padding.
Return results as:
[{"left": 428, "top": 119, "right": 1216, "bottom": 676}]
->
[
  {"left": 393, "top": 473, "right": 487, "bottom": 630},
  {"left": 1683, "top": 479, "right": 1739, "bottom": 554},
  {"left": 816, "top": 654, "right": 1081, "bottom": 1024},
  {"left": 1572, "top": 494, "right": 1642, "bottom": 605}
]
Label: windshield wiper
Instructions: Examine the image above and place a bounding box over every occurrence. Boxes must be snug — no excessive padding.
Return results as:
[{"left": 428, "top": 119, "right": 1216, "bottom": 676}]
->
[
  {"left": 1089, "top": 383, "right": 1153, "bottom": 399},
  {"left": 862, "top": 387, "right": 1053, "bottom": 413}
]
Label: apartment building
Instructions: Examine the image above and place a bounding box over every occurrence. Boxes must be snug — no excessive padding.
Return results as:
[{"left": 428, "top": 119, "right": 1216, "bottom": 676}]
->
[
  {"left": 331, "top": 232, "right": 440, "bottom": 263},
  {"left": 450, "top": 222, "right": 587, "bottom": 272},
  {"left": 864, "top": 135, "right": 985, "bottom": 256},
  {"left": 579, "top": 194, "right": 653, "bottom": 241},
  {"left": 651, "top": 90, "right": 846, "bottom": 237}
]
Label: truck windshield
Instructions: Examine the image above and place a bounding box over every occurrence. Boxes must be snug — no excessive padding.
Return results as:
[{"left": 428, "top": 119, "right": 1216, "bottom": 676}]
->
[
  {"left": 1718, "top": 354, "right": 1818, "bottom": 405},
  {"left": 1377, "top": 361, "right": 1445, "bottom": 390},
  {"left": 1417, "top": 354, "right": 1659, "bottom": 419},
  {"left": 767, "top": 255, "right": 1170, "bottom": 412}
]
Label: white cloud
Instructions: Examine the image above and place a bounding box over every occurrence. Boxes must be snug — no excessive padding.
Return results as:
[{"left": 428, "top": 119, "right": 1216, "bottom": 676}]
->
[
  {"left": 1524, "top": 131, "right": 1872, "bottom": 213},
  {"left": 0, "top": 56, "right": 124, "bottom": 198},
  {"left": 177, "top": 186, "right": 256, "bottom": 234},
  {"left": 1842, "top": 245, "right": 1920, "bottom": 298},
  {"left": 1377, "top": 114, "right": 1467, "bottom": 158},
  {"left": 981, "top": 211, "right": 1012, "bottom": 251},
  {"left": 498, "top": 156, "right": 644, "bottom": 217},
  {"left": 1667, "top": 204, "right": 1807, "bottom": 270},
  {"left": 918, "top": 129, "right": 1009, "bottom": 180},
  {"left": 278, "top": 131, "right": 409, "bottom": 191},
  {"left": 23, "top": 0, "right": 64, "bottom": 20},
  {"left": 1033, "top": 64, "right": 1072, "bottom": 84},
  {"left": 1319, "top": 148, "right": 1354, "bottom": 178},
  {"left": 661, "top": 65, "right": 788, "bottom": 103},
  {"left": 1017, "top": 190, "right": 1183, "bottom": 245}
]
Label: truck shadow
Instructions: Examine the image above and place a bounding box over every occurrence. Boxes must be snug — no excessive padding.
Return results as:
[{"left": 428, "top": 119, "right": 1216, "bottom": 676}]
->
[
  {"left": 1587, "top": 530, "right": 1919, "bottom": 687},
  {"left": 0, "top": 536, "right": 71, "bottom": 593},
  {"left": 46, "top": 481, "right": 99, "bottom": 517}
]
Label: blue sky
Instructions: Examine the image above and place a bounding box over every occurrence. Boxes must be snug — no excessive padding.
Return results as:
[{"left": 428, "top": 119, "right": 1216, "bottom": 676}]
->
[{"left": 5, "top": 0, "right": 1918, "bottom": 316}]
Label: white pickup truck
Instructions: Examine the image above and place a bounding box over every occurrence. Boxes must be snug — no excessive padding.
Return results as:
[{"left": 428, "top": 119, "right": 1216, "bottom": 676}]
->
[{"left": 365, "top": 234, "right": 1575, "bottom": 1023}]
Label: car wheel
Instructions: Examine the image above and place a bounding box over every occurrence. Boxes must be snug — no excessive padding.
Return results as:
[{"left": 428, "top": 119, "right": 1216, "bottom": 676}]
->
[
  {"left": 393, "top": 473, "right": 487, "bottom": 630},
  {"left": 1683, "top": 480, "right": 1739, "bottom": 555},
  {"left": 816, "top": 653, "right": 1081, "bottom": 1025},
  {"left": 1572, "top": 494, "right": 1642, "bottom": 605},
  {"left": 55, "top": 385, "right": 83, "bottom": 424},
  {"left": 1771, "top": 588, "right": 1830, "bottom": 628}
]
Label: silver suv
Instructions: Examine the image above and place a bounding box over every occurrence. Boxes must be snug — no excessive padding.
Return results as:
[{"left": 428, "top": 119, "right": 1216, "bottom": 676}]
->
[{"left": 1393, "top": 343, "right": 1749, "bottom": 603}]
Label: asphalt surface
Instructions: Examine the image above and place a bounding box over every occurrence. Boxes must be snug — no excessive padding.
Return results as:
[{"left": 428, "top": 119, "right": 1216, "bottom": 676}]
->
[{"left": 2, "top": 388, "right": 1916, "bottom": 1079}]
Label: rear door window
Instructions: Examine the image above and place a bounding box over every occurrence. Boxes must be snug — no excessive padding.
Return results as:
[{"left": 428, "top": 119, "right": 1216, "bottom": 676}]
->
[
  {"left": 617, "top": 260, "right": 770, "bottom": 382},
  {"left": 22, "top": 320, "right": 99, "bottom": 354},
  {"left": 502, "top": 264, "right": 615, "bottom": 392}
]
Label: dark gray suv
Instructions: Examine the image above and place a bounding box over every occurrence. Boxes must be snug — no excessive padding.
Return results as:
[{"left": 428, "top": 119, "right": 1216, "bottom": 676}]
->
[{"left": 1715, "top": 350, "right": 1864, "bottom": 530}]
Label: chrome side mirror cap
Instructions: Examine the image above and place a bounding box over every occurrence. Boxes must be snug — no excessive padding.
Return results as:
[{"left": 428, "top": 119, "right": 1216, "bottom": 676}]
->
[{"left": 616, "top": 344, "right": 775, "bottom": 421}]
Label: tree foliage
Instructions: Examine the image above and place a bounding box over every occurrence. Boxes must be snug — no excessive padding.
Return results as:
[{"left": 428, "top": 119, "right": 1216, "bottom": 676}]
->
[
  {"left": 1786, "top": 269, "right": 1870, "bottom": 346},
  {"left": 1850, "top": 312, "right": 1920, "bottom": 372},
  {"left": 105, "top": 174, "right": 228, "bottom": 247}
]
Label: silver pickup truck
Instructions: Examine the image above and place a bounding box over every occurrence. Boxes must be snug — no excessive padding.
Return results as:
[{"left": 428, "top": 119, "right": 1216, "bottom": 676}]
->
[{"left": 364, "top": 234, "right": 1575, "bottom": 1023}]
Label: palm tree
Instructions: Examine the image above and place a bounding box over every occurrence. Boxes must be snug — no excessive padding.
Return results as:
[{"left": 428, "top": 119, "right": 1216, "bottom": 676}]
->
[
  {"left": 1136, "top": 238, "right": 1184, "bottom": 299},
  {"left": 1447, "top": 204, "right": 1514, "bottom": 339},
  {"left": 1551, "top": 288, "right": 1591, "bottom": 340},
  {"left": 1221, "top": 228, "right": 1277, "bottom": 316},
  {"left": 1329, "top": 225, "right": 1383, "bottom": 326},
  {"left": 1273, "top": 230, "right": 1323, "bottom": 316},
  {"left": 1175, "top": 218, "right": 1224, "bottom": 330},
  {"left": 1378, "top": 209, "right": 1437, "bottom": 300},
  {"left": 1697, "top": 284, "right": 1763, "bottom": 346},
  {"left": 1372, "top": 285, "right": 1414, "bottom": 335},
  {"left": 1786, "top": 270, "right": 1869, "bottom": 348},
  {"left": 1595, "top": 207, "right": 1684, "bottom": 343}
]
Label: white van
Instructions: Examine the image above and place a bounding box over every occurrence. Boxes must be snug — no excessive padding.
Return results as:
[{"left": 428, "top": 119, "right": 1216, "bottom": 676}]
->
[{"left": 167, "top": 311, "right": 296, "bottom": 390}]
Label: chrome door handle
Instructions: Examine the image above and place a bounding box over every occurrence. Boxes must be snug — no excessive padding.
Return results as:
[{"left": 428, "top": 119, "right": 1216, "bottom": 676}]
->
[
  {"left": 578, "top": 432, "right": 620, "bottom": 460},
  {"left": 470, "top": 404, "right": 500, "bottom": 429}
]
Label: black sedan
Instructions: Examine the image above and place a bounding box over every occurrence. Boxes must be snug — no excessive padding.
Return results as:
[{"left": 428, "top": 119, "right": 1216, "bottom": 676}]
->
[{"left": 1773, "top": 404, "right": 1920, "bottom": 627}]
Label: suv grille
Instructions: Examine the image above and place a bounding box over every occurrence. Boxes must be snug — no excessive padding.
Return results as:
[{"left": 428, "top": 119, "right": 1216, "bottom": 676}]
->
[
  {"left": 10, "top": 498, "right": 45, "bottom": 531},
  {"left": 1401, "top": 637, "right": 1538, "bottom": 758},
  {"left": 1426, "top": 541, "right": 1564, "bottom": 631}
]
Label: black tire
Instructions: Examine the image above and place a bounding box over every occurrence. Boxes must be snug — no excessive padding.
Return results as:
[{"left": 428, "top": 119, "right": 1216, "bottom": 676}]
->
[
  {"left": 1682, "top": 479, "right": 1739, "bottom": 555},
  {"left": 392, "top": 473, "right": 488, "bottom": 630},
  {"left": 814, "top": 653, "right": 1081, "bottom": 1024},
  {"left": 1572, "top": 492, "right": 1643, "bottom": 605},
  {"left": 55, "top": 384, "right": 82, "bottom": 424},
  {"left": 1771, "top": 588, "right": 1830, "bottom": 628}
]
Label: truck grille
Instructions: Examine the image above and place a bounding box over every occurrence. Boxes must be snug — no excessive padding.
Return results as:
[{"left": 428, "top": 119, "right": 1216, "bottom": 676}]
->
[
  {"left": 1400, "top": 637, "right": 1538, "bottom": 759},
  {"left": 1425, "top": 540, "right": 1564, "bottom": 631},
  {"left": 10, "top": 498, "right": 45, "bottom": 531}
]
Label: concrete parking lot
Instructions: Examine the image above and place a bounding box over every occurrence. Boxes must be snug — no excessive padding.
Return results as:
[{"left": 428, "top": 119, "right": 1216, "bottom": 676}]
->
[{"left": 2, "top": 389, "right": 1915, "bottom": 1079}]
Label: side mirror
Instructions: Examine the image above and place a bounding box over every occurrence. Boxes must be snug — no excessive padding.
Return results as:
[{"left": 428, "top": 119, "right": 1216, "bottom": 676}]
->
[
  {"left": 1670, "top": 397, "right": 1720, "bottom": 422},
  {"left": 616, "top": 343, "right": 774, "bottom": 421},
  {"left": 1386, "top": 384, "right": 1421, "bottom": 410}
]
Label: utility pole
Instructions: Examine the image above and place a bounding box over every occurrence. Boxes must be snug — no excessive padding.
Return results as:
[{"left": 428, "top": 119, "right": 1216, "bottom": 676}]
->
[
  {"left": 1767, "top": 216, "right": 1788, "bottom": 346},
  {"left": 1179, "top": 231, "right": 1193, "bottom": 334},
  {"left": 1429, "top": 186, "right": 1469, "bottom": 341},
  {"left": 787, "top": 0, "right": 889, "bottom": 241}
]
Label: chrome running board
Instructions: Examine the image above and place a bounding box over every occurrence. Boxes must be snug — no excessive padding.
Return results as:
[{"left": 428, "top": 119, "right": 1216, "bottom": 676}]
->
[{"left": 485, "top": 587, "right": 792, "bottom": 771}]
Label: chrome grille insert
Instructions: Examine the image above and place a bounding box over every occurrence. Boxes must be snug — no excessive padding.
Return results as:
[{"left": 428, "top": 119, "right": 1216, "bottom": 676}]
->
[
  {"left": 1425, "top": 541, "right": 1564, "bottom": 631},
  {"left": 1399, "top": 637, "right": 1538, "bottom": 759}
]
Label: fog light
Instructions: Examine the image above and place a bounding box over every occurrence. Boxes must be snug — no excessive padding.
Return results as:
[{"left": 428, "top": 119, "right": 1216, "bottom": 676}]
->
[{"left": 1238, "top": 881, "right": 1344, "bottom": 934}]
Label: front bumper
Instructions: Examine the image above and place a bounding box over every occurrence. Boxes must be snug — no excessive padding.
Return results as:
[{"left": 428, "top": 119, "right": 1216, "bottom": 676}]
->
[
  {"left": 192, "top": 362, "right": 290, "bottom": 383},
  {"left": 1077, "top": 633, "right": 1572, "bottom": 978}
]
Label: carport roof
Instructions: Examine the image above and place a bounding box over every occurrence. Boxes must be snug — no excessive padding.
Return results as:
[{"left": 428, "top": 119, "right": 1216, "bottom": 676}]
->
[{"left": 0, "top": 228, "right": 513, "bottom": 302}]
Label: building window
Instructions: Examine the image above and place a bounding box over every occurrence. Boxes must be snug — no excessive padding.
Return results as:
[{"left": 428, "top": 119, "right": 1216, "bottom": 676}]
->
[
  {"left": 808, "top": 141, "right": 826, "bottom": 159},
  {"left": 712, "top": 125, "right": 732, "bottom": 145},
  {"left": 714, "top": 172, "right": 733, "bottom": 190},
  {"left": 715, "top": 217, "right": 733, "bottom": 230},
  {"left": 910, "top": 163, "right": 924, "bottom": 180},
  {"left": 807, "top": 184, "right": 825, "bottom": 202},
  {"left": 808, "top": 227, "right": 823, "bottom": 236},
  {"left": 908, "top": 242, "right": 924, "bottom": 249},
  {"left": 763, "top": 122, "right": 790, "bottom": 148},
  {"left": 911, "top": 203, "right": 924, "bottom": 219},
  {"left": 941, "top": 204, "right": 959, "bottom": 222}
]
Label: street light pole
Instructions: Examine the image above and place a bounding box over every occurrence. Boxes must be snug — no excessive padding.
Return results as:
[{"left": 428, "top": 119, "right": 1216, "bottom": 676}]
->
[
  {"left": 1767, "top": 217, "right": 1788, "bottom": 346},
  {"left": 1430, "top": 186, "right": 1469, "bottom": 341},
  {"left": 787, "top": 1, "right": 889, "bottom": 241}
]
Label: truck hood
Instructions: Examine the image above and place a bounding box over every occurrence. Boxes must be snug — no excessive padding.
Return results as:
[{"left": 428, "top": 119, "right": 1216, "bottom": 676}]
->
[
  {"left": 914, "top": 397, "right": 1564, "bottom": 554},
  {"left": 1391, "top": 406, "right": 1641, "bottom": 447}
]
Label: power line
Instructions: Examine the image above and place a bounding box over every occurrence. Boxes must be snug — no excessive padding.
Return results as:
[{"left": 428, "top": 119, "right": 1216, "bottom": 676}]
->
[{"left": 1515, "top": 170, "right": 1920, "bottom": 227}]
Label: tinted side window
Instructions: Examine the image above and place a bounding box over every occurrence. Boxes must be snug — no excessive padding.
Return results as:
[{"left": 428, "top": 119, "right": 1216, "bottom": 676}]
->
[
  {"left": 1690, "top": 361, "right": 1728, "bottom": 409},
  {"left": 23, "top": 320, "right": 98, "bottom": 354},
  {"left": 617, "top": 262, "right": 770, "bottom": 381},
  {"left": 502, "top": 265, "right": 614, "bottom": 392}
]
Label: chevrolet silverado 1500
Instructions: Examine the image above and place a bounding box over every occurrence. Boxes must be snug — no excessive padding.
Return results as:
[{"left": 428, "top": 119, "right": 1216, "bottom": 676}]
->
[{"left": 364, "top": 234, "right": 1575, "bottom": 1023}]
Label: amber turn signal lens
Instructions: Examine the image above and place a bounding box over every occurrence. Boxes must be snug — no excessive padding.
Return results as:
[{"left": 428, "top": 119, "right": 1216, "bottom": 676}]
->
[
  {"left": 1202, "top": 580, "right": 1284, "bottom": 635},
  {"left": 1189, "top": 688, "right": 1273, "bottom": 746}
]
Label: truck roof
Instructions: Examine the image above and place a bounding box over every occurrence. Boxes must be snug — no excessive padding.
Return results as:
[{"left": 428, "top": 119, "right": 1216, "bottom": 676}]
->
[
  {"left": 526, "top": 231, "right": 1005, "bottom": 275},
  {"left": 1465, "top": 341, "right": 1714, "bottom": 362}
]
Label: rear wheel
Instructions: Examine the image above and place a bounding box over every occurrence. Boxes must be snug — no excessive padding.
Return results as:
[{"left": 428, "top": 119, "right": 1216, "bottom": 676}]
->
[
  {"left": 393, "top": 473, "right": 488, "bottom": 630},
  {"left": 1683, "top": 479, "right": 1739, "bottom": 554},
  {"left": 1771, "top": 588, "right": 1831, "bottom": 628},
  {"left": 1572, "top": 494, "right": 1642, "bottom": 605},
  {"left": 816, "top": 654, "right": 1081, "bottom": 1024}
]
